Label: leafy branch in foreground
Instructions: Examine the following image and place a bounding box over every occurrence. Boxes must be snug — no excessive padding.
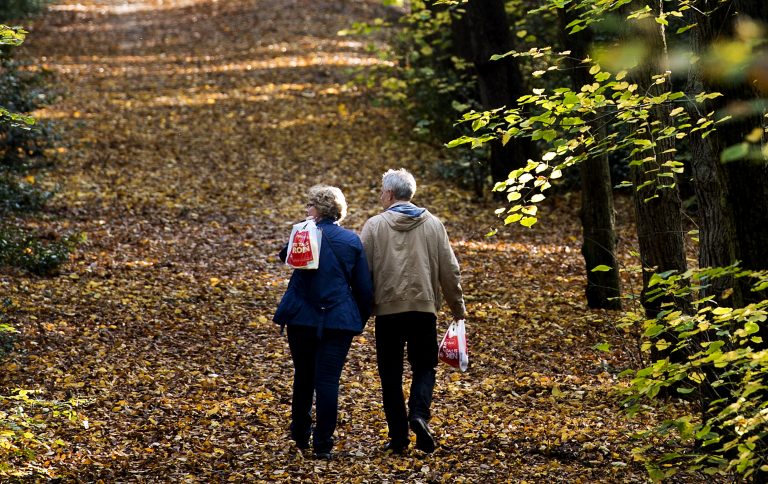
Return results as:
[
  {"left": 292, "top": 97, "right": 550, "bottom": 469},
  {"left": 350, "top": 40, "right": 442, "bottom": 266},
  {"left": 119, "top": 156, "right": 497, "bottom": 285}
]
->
[
  {"left": 617, "top": 266, "right": 768, "bottom": 481},
  {"left": 448, "top": 59, "right": 723, "bottom": 229},
  {"left": 0, "top": 25, "right": 35, "bottom": 130}
]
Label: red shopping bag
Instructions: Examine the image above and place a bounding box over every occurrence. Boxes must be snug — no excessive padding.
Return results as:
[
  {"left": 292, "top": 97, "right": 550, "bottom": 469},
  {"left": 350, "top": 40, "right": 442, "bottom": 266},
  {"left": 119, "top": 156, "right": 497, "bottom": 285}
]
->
[
  {"left": 438, "top": 319, "right": 468, "bottom": 372},
  {"left": 286, "top": 219, "right": 321, "bottom": 269}
]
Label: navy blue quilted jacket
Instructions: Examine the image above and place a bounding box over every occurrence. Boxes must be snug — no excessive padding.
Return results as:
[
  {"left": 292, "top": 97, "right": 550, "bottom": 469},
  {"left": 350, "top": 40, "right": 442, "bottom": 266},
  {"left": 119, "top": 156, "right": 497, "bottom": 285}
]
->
[{"left": 273, "top": 219, "right": 373, "bottom": 335}]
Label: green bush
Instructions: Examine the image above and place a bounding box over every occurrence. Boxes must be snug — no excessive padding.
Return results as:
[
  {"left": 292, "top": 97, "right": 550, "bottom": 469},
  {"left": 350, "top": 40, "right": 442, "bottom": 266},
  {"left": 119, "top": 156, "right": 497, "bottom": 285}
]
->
[
  {"left": 618, "top": 266, "right": 768, "bottom": 482},
  {"left": 341, "top": 3, "right": 486, "bottom": 190},
  {"left": 0, "top": 324, "right": 17, "bottom": 360},
  {"left": 0, "top": 390, "right": 86, "bottom": 480},
  {"left": 0, "top": 176, "right": 53, "bottom": 211},
  {"left": 0, "top": 0, "right": 50, "bottom": 22},
  {"left": 0, "top": 54, "right": 57, "bottom": 169},
  {"left": 0, "top": 225, "right": 77, "bottom": 276}
]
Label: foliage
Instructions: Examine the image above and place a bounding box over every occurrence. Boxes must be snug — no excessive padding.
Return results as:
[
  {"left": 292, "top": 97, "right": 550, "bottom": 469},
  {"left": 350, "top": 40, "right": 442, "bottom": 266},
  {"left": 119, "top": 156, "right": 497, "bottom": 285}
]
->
[
  {"left": 0, "top": 56, "right": 56, "bottom": 168},
  {"left": 0, "top": 176, "right": 53, "bottom": 211},
  {"left": 341, "top": 2, "right": 489, "bottom": 189},
  {"left": 450, "top": 70, "right": 722, "bottom": 227},
  {"left": 0, "top": 300, "right": 16, "bottom": 358},
  {"left": 354, "top": 2, "right": 479, "bottom": 140},
  {"left": 0, "top": 225, "right": 78, "bottom": 276},
  {"left": 0, "top": 389, "right": 86, "bottom": 480},
  {"left": 616, "top": 266, "right": 768, "bottom": 481},
  {"left": 0, "top": 0, "right": 50, "bottom": 22},
  {"left": 0, "top": 25, "right": 25, "bottom": 47},
  {"left": 445, "top": 0, "right": 767, "bottom": 231},
  {"left": 1, "top": 19, "right": 75, "bottom": 480},
  {"left": 0, "top": 24, "right": 69, "bottom": 276}
]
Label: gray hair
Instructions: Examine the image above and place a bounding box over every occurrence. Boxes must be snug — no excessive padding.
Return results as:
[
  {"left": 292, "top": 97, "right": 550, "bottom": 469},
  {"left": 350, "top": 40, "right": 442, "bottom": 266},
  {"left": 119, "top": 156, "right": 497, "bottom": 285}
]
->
[
  {"left": 308, "top": 185, "right": 347, "bottom": 223},
  {"left": 381, "top": 168, "right": 417, "bottom": 201}
]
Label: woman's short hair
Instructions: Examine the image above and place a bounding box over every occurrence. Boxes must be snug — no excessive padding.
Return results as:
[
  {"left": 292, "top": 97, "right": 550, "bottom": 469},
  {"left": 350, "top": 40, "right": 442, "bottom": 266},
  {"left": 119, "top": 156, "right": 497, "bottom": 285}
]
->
[
  {"left": 382, "top": 168, "right": 416, "bottom": 201},
  {"left": 308, "top": 185, "right": 347, "bottom": 223}
]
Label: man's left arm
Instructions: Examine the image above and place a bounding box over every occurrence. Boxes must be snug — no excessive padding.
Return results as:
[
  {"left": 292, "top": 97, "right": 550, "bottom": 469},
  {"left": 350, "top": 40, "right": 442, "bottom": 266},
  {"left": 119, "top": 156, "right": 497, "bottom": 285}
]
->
[{"left": 437, "top": 225, "right": 466, "bottom": 320}]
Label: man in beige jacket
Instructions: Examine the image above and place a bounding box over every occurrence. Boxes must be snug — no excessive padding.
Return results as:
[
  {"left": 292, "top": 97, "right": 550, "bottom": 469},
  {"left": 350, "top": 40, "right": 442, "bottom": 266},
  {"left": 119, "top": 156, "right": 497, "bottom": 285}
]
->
[{"left": 361, "top": 168, "right": 466, "bottom": 455}]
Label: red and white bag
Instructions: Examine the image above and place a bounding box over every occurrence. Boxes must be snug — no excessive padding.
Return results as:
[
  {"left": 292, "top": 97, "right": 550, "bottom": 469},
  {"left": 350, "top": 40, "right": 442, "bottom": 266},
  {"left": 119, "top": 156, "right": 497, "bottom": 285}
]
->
[
  {"left": 285, "top": 219, "right": 321, "bottom": 270},
  {"left": 438, "top": 319, "right": 468, "bottom": 372}
]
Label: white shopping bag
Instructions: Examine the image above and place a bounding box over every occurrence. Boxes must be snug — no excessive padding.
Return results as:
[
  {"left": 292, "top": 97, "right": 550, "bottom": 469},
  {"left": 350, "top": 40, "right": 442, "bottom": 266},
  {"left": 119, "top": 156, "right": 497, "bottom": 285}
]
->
[
  {"left": 438, "top": 319, "right": 468, "bottom": 372},
  {"left": 285, "top": 219, "right": 321, "bottom": 270}
]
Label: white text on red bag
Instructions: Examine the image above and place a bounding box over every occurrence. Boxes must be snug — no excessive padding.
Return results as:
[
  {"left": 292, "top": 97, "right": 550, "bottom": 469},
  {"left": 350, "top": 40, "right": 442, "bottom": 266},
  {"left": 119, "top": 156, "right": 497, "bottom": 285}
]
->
[
  {"left": 285, "top": 219, "right": 321, "bottom": 270},
  {"left": 438, "top": 319, "right": 468, "bottom": 372}
]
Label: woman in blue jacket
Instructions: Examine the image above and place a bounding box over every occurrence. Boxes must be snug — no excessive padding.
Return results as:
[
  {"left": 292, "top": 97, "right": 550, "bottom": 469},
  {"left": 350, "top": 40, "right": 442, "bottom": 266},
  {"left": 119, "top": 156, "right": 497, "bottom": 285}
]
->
[{"left": 274, "top": 185, "right": 373, "bottom": 460}]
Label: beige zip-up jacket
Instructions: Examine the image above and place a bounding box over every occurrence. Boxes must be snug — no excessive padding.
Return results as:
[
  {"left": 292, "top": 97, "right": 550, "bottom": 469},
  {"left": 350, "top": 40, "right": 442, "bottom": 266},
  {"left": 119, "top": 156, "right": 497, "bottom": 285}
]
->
[{"left": 360, "top": 202, "right": 466, "bottom": 318}]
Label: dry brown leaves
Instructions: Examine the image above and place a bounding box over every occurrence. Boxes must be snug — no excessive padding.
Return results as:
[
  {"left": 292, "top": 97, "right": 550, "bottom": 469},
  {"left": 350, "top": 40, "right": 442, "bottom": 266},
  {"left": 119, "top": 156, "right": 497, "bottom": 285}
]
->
[{"left": 0, "top": 0, "right": 687, "bottom": 482}]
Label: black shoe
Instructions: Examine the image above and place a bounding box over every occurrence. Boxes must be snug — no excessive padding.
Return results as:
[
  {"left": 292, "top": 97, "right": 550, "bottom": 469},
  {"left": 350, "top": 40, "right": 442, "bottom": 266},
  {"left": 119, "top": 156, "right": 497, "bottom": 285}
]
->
[
  {"left": 292, "top": 429, "right": 311, "bottom": 450},
  {"left": 382, "top": 441, "right": 408, "bottom": 455},
  {"left": 313, "top": 451, "right": 332, "bottom": 460},
  {"left": 409, "top": 417, "right": 436, "bottom": 453}
]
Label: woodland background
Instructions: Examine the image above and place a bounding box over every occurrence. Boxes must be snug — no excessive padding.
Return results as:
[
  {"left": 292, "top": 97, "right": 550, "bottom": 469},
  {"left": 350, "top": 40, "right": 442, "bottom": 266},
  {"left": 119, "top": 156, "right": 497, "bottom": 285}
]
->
[{"left": 1, "top": 0, "right": 767, "bottom": 482}]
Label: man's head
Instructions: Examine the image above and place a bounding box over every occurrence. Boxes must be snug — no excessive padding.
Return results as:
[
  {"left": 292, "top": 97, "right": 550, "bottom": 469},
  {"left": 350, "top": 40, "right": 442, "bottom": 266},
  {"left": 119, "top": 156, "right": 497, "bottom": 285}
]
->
[{"left": 380, "top": 168, "right": 416, "bottom": 209}]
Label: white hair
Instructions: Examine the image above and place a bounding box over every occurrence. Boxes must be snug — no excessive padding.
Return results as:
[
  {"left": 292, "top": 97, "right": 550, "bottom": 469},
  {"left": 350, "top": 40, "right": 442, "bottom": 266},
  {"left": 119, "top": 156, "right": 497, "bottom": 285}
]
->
[{"left": 381, "top": 168, "right": 416, "bottom": 201}]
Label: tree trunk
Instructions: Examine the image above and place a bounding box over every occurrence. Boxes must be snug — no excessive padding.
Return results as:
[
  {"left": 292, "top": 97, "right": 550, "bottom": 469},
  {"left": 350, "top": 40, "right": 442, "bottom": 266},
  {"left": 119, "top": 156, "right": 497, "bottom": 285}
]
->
[
  {"left": 462, "top": 0, "right": 535, "bottom": 183},
  {"left": 724, "top": 0, "right": 768, "bottom": 306},
  {"left": 686, "top": 0, "right": 768, "bottom": 308},
  {"left": 627, "top": 14, "right": 689, "bottom": 318},
  {"left": 558, "top": 8, "right": 621, "bottom": 309},
  {"left": 685, "top": 2, "right": 742, "bottom": 306}
]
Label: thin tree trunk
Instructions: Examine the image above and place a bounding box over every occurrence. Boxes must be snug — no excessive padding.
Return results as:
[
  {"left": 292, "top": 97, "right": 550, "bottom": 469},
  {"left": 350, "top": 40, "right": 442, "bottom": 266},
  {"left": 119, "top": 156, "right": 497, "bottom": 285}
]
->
[
  {"left": 462, "top": 0, "right": 535, "bottom": 183},
  {"left": 627, "top": 13, "right": 688, "bottom": 318},
  {"left": 558, "top": 8, "right": 621, "bottom": 309},
  {"left": 685, "top": 2, "right": 742, "bottom": 307}
]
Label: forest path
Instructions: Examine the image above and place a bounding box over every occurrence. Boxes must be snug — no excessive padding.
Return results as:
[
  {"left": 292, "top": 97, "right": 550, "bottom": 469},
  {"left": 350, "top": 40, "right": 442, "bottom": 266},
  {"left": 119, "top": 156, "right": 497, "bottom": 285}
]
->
[{"left": 3, "top": 0, "right": 654, "bottom": 481}]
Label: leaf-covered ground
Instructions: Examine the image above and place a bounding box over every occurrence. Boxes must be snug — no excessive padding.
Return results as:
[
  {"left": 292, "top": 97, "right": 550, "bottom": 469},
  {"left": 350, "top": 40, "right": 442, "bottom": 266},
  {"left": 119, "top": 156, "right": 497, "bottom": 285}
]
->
[{"left": 1, "top": 0, "right": 699, "bottom": 482}]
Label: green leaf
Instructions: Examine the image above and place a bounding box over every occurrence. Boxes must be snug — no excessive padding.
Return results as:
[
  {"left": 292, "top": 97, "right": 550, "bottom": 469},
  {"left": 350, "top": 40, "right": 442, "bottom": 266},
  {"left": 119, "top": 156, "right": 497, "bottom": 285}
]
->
[
  {"left": 712, "top": 307, "right": 732, "bottom": 316},
  {"left": 669, "top": 106, "right": 685, "bottom": 117},
  {"left": 593, "top": 342, "right": 611, "bottom": 352},
  {"left": 743, "top": 321, "right": 760, "bottom": 335},
  {"left": 595, "top": 72, "right": 612, "bottom": 84},
  {"left": 520, "top": 216, "right": 537, "bottom": 227},
  {"left": 644, "top": 324, "right": 664, "bottom": 337},
  {"left": 591, "top": 265, "right": 612, "bottom": 272},
  {"left": 720, "top": 142, "right": 750, "bottom": 163}
]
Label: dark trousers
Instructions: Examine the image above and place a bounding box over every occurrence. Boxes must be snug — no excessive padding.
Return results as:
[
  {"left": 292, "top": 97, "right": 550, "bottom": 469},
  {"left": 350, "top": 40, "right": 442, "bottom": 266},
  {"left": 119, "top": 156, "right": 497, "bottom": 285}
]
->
[
  {"left": 287, "top": 325, "right": 354, "bottom": 453},
  {"left": 375, "top": 311, "right": 438, "bottom": 445}
]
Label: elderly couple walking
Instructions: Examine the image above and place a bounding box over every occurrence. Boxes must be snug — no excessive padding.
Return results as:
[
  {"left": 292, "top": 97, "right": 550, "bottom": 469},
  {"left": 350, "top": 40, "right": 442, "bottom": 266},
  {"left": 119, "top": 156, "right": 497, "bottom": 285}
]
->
[{"left": 273, "top": 168, "right": 466, "bottom": 460}]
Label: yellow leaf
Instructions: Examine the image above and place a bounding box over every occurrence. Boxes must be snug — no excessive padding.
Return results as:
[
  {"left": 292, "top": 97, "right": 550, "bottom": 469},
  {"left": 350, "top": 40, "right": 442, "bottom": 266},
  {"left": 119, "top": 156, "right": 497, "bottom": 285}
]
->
[{"left": 745, "top": 127, "right": 762, "bottom": 143}]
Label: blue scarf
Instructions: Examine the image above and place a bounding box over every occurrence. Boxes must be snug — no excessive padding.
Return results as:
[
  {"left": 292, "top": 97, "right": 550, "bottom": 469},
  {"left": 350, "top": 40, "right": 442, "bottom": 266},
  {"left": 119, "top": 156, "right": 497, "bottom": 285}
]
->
[{"left": 387, "top": 203, "right": 426, "bottom": 218}]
